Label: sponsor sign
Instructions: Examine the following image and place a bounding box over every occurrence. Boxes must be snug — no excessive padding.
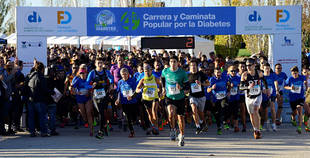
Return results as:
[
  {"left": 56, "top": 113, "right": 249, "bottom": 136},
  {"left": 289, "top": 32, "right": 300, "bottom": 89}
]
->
[
  {"left": 16, "top": 7, "right": 86, "bottom": 36},
  {"left": 17, "top": 35, "right": 47, "bottom": 74},
  {"left": 86, "top": 7, "right": 236, "bottom": 36}
]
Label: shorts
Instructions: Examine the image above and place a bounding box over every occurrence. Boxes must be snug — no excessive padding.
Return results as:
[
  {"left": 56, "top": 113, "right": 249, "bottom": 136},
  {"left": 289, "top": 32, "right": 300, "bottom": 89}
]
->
[
  {"left": 290, "top": 98, "right": 305, "bottom": 111},
  {"left": 279, "top": 90, "right": 283, "bottom": 95},
  {"left": 166, "top": 97, "right": 185, "bottom": 116},
  {"left": 189, "top": 96, "right": 206, "bottom": 112},
  {"left": 270, "top": 96, "right": 276, "bottom": 102},
  {"left": 142, "top": 99, "right": 159, "bottom": 109},
  {"left": 245, "top": 93, "right": 262, "bottom": 114}
]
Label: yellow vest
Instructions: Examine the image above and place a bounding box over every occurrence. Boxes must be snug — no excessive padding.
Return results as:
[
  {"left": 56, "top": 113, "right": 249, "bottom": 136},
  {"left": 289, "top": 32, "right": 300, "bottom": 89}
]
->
[{"left": 142, "top": 75, "right": 159, "bottom": 101}]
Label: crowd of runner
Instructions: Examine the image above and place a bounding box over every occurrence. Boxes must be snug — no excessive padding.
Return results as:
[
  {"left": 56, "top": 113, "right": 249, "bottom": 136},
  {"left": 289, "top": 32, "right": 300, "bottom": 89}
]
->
[{"left": 1, "top": 46, "right": 310, "bottom": 146}]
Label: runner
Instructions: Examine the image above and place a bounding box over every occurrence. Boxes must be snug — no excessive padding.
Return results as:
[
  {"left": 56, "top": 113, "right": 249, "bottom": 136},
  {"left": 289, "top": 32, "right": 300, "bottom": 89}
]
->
[
  {"left": 71, "top": 64, "right": 94, "bottom": 136},
  {"left": 161, "top": 56, "right": 189, "bottom": 146},
  {"left": 87, "top": 57, "right": 114, "bottom": 139},
  {"left": 260, "top": 63, "right": 278, "bottom": 132},
  {"left": 274, "top": 63, "right": 288, "bottom": 125},
  {"left": 284, "top": 66, "right": 307, "bottom": 134},
  {"left": 301, "top": 67, "right": 310, "bottom": 131},
  {"left": 238, "top": 61, "right": 247, "bottom": 132},
  {"left": 208, "top": 67, "right": 229, "bottom": 135},
  {"left": 227, "top": 65, "right": 241, "bottom": 132},
  {"left": 115, "top": 68, "right": 138, "bottom": 137},
  {"left": 136, "top": 61, "right": 162, "bottom": 135},
  {"left": 187, "top": 59, "right": 209, "bottom": 134},
  {"left": 240, "top": 58, "right": 267, "bottom": 139}
]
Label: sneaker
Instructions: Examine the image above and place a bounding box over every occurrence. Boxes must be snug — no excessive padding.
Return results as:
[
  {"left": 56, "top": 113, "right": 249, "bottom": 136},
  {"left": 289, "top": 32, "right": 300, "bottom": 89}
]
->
[
  {"left": 128, "top": 131, "right": 135, "bottom": 138},
  {"left": 223, "top": 124, "right": 230, "bottom": 130},
  {"left": 276, "top": 119, "right": 281, "bottom": 126},
  {"left": 84, "top": 123, "right": 89, "bottom": 128},
  {"left": 305, "top": 126, "right": 310, "bottom": 132},
  {"left": 95, "top": 131, "right": 104, "bottom": 139},
  {"left": 93, "top": 120, "right": 97, "bottom": 127},
  {"left": 234, "top": 127, "right": 240, "bottom": 132},
  {"left": 178, "top": 134, "right": 185, "bottom": 146},
  {"left": 41, "top": 133, "right": 50, "bottom": 137},
  {"left": 30, "top": 132, "right": 36, "bottom": 137},
  {"left": 291, "top": 120, "right": 297, "bottom": 127},
  {"left": 217, "top": 128, "right": 222, "bottom": 135},
  {"left": 152, "top": 128, "right": 159, "bottom": 135},
  {"left": 195, "top": 127, "right": 202, "bottom": 135},
  {"left": 202, "top": 124, "right": 208, "bottom": 132},
  {"left": 170, "top": 129, "right": 176, "bottom": 141},
  {"left": 254, "top": 131, "right": 262, "bottom": 139},
  {"left": 304, "top": 115, "right": 309, "bottom": 126},
  {"left": 146, "top": 128, "right": 152, "bottom": 135},
  {"left": 297, "top": 126, "right": 302, "bottom": 134},
  {"left": 272, "top": 124, "right": 277, "bottom": 132}
]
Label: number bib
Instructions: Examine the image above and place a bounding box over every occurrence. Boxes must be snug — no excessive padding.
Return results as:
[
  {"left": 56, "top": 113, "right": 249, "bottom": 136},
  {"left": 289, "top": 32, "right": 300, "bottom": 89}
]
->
[
  {"left": 122, "top": 89, "right": 133, "bottom": 97},
  {"left": 249, "top": 85, "right": 261, "bottom": 95},
  {"left": 94, "top": 88, "right": 106, "bottom": 99},
  {"left": 191, "top": 83, "right": 202, "bottom": 93},
  {"left": 291, "top": 85, "right": 301, "bottom": 94},
  {"left": 145, "top": 88, "right": 155, "bottom": 98},
  {"left": 167, "top": 84, "right": 180, "bottom": 95},
  {"left": 215, "top": 91, "right": 226, "bottom": 100},
  {"left": 79, "top": 88, "right": 89, "bottom": 95},
  {"left": 230, "top": 87, "right": 238, "bottom": 96}
]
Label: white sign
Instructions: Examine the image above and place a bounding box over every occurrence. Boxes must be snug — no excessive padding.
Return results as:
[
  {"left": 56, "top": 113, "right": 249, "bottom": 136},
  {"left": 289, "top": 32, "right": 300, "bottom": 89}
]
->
[
  {"left": 17, "top": 35, "right": 47, "bottom": 74},
  {"left": 16, "top": 7, "right": 87, "bottom": 36},
  {"left": 268, "top": 33, "right": 301, "bottom": 76},
  {"left": 236, "top": 6, "right": 301, "bottom": 34}
]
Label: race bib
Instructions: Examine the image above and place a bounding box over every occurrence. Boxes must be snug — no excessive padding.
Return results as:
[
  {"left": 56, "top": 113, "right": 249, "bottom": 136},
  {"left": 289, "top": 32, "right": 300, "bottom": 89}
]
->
[
  {"left": 249, "top": 85, "right": 261, "bottom": 95},
  {"left": 94, "top": 88, "right": 106, "bottom": 99},
  {"left": 145, "top": 88, "right": 155, "bottom": 98},
  {"left": 291, "top": 85, "right": 301, "bottom": 94},
  {"left": 215, "top": 91, "right": 226, "bottom": 100},
  {"left": 230, "top": 87, "right": 238, "bottom": 96},
  {"left": 167, "top": 84, "right": 180, "bottom": 95},
  {"left": 191, "top": 83, "right": 202, "bottom": 93},
  {"left": 79, "top": 88, "right": 89, "bottom": 95},
  {"left": 122, "top": 89, "right": 133, "bottom": 97}
]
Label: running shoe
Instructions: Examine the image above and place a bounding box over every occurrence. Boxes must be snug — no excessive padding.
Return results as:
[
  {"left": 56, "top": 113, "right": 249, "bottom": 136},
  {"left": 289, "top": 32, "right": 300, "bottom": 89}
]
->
[
  {"left": 234, "top": 127, "right": 240, "bottom": 132},
  {"left": 195, "top": 127, "right": 202, "bottom": 135},
  {"left": 291, "top": 120, "right": 297, "bottom": 127},
  {"left": 128, "top": 131, "right": 135, "bottom": 138},
  {"left": 202, "top": 124, "right": 208, "bottom": 132},
  {"left": 275, "top": 119, "right": 281, "bottom": 126},
  {"left": 297, "top": 126, "right": 302, "bottom": 134},
  {"left": 272, "top": 124, "right": 277, "bottom": 132},
  {"left": 254, "top": 131, "right": 262, "bottom": 139},
  {"left": 178, "top": 134, "right": 185, "bottom": 146},
  {"left": 170, "top": 129, "right": 176, "bottom": 141},
  {"left": 95, "top": 131, "right": 104, "bottom": 139},
  {"left": 217, "top": 128, "right": 222, "bottom": 135},
  {"left": 93, "top": 120, "right": 97, "bottom": 127},
  {"left": 224, "top": 124, "right": 230, "bottom": 130},
  {"left": 305, "top": 126, "right": 310, "bottom": 132},
  {"left": 84, "top": 123, "right": 89, "bottom": 128}
]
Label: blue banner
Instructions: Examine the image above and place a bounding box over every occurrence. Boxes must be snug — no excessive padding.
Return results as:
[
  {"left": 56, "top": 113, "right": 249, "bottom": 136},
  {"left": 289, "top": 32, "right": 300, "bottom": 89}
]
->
[{"left": 86, "top": 7, "right": 236, "bottom": 36}]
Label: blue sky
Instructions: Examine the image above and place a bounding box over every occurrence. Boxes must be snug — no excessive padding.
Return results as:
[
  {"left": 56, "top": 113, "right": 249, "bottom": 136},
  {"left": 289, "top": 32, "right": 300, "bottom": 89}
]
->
[{"left": 25, "top": 0, "right": 217, "bottom": 7}]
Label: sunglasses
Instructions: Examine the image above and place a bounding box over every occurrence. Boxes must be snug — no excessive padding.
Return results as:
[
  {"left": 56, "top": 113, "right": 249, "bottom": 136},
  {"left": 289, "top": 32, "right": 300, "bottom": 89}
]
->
[
  {"left": 230, "top": 70, "right": 236, "bottom": 73},
  {"left": 276, "top": 68, "right": 282, "bottom": 69},
  {"left": 246, "top": 64, "right": 253, "bottom": 67}
]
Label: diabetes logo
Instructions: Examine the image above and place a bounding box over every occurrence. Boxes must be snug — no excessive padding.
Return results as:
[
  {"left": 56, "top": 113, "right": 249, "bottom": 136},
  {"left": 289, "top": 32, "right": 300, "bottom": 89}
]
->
[
  {"left": 121, "top": 12, "right": 140, "bottom": 30},
  {"left": 57, "top": 11, "right": 72, "bottom": 24},
  {"left": 282, "top": 36, "right": 294, "bottom": 46},
  {"left": 248, "top": 10, "right": 261, "bottom": 22},
  {"left": 276, "top": 9, "right": 290, "bottom": 23},
  {"left": 27, "top": 11, "right": 42, "bottom": 24},
  {"left": 21, "top": 41, "right": 43, "bottom": 48}
]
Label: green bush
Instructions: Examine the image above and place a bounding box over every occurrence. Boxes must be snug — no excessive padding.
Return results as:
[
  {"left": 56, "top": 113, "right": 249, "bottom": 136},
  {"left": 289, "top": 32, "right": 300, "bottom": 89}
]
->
[{"left": 237, "top": 49, "right": 251, "bottom": 57}]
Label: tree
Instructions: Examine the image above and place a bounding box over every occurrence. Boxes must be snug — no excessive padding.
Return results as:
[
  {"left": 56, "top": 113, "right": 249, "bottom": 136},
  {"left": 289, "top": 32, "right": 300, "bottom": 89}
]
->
[{"left": 0, "top": 0, "right": 10, "bottom": 33}]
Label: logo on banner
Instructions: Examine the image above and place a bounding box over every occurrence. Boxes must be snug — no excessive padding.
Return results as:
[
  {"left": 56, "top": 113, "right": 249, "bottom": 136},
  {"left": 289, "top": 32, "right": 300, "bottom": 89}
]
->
[
  {"left": 276, "top": 9, "right": 290, "bottom": 23},
  {"left": 57, "top": 11, "right": 72, "bottom": 24},
  {"left": 281, "top": 36, "right": 294, "bottom": 46},
  {"left": 121, "top": 12, "right": 140, "bottom": 30},
  {"left": 21, "top": 41, "right": 43, "bottom": 48},
  {"left": 27, "top": 11, "right": 42, "bottom": 24},
  {"left": 248, "top": 11, "right": 261, "bottom": 22},
  {"left": 95, "top": 10, "right": 116, "bottom": 31}
]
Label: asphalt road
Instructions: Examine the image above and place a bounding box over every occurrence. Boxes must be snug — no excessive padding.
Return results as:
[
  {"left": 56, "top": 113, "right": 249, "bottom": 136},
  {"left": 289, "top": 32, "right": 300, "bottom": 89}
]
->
[{"left": 1, "top": 123, "right": 310, "bottom": 158}]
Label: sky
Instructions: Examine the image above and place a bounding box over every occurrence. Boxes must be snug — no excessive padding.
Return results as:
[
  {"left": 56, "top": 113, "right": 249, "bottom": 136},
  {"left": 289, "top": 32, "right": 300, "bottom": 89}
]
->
[{"left": 24, "top": 0, "right": 217, "bottom": 7}]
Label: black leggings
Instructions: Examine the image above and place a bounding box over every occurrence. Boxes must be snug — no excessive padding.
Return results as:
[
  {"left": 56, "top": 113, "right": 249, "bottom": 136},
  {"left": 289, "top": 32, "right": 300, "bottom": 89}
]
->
[
  {"left": 224, "top": 101, "right": 240, "bottom": 121},
  {"left": 210, "top": 99, "right": 225, "bottom": 128},
  {"left": 122, "top": 103, "right": 138, "bottom": 132},
  {"left": 95, "top": 98, "right": 108, "bottom": 132}
]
